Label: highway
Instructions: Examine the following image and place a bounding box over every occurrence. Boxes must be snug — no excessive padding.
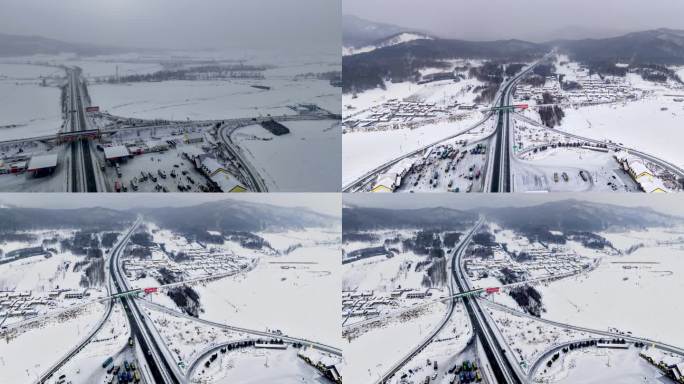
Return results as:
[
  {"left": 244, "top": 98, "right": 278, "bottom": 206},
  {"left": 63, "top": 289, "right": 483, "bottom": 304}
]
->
[
  {"left": 452, "top": 217, "right": 527, "bottom": 384},
  {"left": 0, "top": 113, "right": 326, "bottom": 147},
  {"left": 35, "top": 219, "right": 140, "bottom": 384},
  {"left": 371, "top": 219, "right": 485, "bottom": 384},
  {"left": 0, "top": 64, "right": 337, "bottom": 193},
  {"left": 342, "top": 59, "right": 544, "bottom": 193},
  {"left": 20, "top": 216, "right": 342, "bottom": 383},
  {"left": 111, "top": 218, "right": 183, "bottom": 384},
  {"left": 65, "top": 67, "right": 105, "bottom": 192},
  {"left": 487, "top": 60, "right": 545, "bottom": 193}
]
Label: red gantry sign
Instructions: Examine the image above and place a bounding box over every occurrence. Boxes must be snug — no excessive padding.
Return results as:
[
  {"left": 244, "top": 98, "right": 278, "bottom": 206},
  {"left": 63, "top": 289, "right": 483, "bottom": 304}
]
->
[
  {"left": 85, "top": 106, "right": 100, "bottom": 112},
  {"left": 143, "top": 287, "right": 158, "bottom": 294},
  {"left": 485, "top": 287, "right": 500, "bottom": 294}
]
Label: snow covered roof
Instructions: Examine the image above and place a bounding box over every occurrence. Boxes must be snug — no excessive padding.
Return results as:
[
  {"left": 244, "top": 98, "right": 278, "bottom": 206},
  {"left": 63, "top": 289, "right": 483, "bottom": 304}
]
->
[
  {"left": 27, "top": 154, "right": 58, "bottom": 170},
  {"left": 629, "top": 160, "right": 651, "bottom": 178},
  {"left": 104, "top": 145, "right": 130, "bottom": 160},
  {"left": 372, "top": 175, "right": 396, "bottom": 192},
  {"left": 387, "top": 158, "right": 413, "bottom": 177},
  {"left": 638, "top": 176, "right": 667, "bottom": 193},
  {"left": 201, "top": 157, "right": 225, "bottom": 175},
  {"left": 209, "top": 172, "right": 246, "bottom": 193}
]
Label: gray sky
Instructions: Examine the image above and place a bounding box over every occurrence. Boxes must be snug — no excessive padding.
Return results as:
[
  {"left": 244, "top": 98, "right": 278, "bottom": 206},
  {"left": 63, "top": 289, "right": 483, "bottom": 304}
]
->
[
  {"left": 344, "top": 0, "right": 684, "bottom": 41},
  {"left": 0, "top": 0, "right": 340, "bottom": 50},
  {"left": 0, "top": 193, "right": 341, "bottom": 218},
  {"left": 344, "top": 194, "right": 684, "bottom": 218}
]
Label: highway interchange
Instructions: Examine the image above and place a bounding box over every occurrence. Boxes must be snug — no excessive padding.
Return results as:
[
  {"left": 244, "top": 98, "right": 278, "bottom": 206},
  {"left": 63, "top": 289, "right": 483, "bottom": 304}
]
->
[
  {"left": 30, "top": 218, "right": 341, "bottom": 384},
  {"left": 0, "top": 66, "right": 338, "bottom": 193},
  {"left": 350, "top": 217, "right": 684, "bottom": 384},
  {"left": 343, "top": 55, "right": 684, "bottom": 193}
]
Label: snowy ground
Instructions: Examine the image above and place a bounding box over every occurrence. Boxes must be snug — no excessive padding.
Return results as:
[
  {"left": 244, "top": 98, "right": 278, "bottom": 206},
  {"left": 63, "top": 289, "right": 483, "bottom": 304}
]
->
[
  {"left": 387, "top": 302, "right": 473, "bottom": 384},
  {"left": 64, "top": 58, "right": 164, "bottom": 80},
  {"left": 53, "top": 302, "right": 133, "bottom": 384},
  {"left": 342, "top": 229, "right": 457, "bottom": 384},
  {"left": 537, "top": 227, "right": 684, "bottom": 348},
  {"left": 343, "top": 230, "right": 428, "bottom": 292},
  {"left": 342, "top": 301, "right": 448, "bottom": 384},
  {"left": 518, "top": 57, "right": 684, "bottom": 168},
  {"left": 343, "top": 115, "right": 491, "bottom": 186},
  {"left": 0, "top": 52, "right": 341, "bottom": 193},
  {"left": 0, "top": 302, "right": 106, "bottom": 384},
  {"left": 144, "top": 228, "right": 340, "bottom": 348},
  {"left": 143, "top": 305, "right": 252, "bottom": 374},
  {"left": 343, "top": 251, "right": 427, "bottom": 293},
  {"left": 0, "top": 229, "right": 109, "bottom": 323},
  {"left": 0, "top": 63, "right": 64, "bottom": 140},
  {"left": 232, "top": 120, "right": 340, "bottom": 191},
  {"left": 533, "top": 347, "right": 667, "bottom": 384},
  {"left": 195, "top": 243, "right": 339, "bottom": 347},
  {"left": 0, "top": 146, "right": 70, "bottom": 192},
  {"left": 342, "top": 61, "right": 485, "bottom": 114},
  {"left": 543, "top": 96, "right": 684, "bottom": 167},
  {"left": 342, "top": 63, "right": 494, "bottom": 186},
  {"left": 191, "top": 347, "right": 328, "bottom": 384},
  {"left": 486, "top": 304, "right": 597, "bottom": 374},
  {"left": 513, "top": 148, "right": 638, "bottom": 192},
  {"left": 89, "top": 77, "right": 338, "bottom": 121}
]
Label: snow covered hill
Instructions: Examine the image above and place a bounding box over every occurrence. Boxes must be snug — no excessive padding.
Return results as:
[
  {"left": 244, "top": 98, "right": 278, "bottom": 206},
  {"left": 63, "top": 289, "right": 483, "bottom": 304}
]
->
[{"left": 343, "top": 32, "right": 434, "bottom": 56}]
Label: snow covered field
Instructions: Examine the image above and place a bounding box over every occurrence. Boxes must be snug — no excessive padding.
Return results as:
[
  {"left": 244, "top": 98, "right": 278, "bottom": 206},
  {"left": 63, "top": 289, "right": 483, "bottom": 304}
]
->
[
  {"left": 54, "top": 303, "right": 132, "bottom": 384},
  {"left": 343, "top": 115, "right": 489, "bottom": 185},
  {"left": 551, "top": 96, "right": 684, "bottom": 167},
  {"left": 0, "top": 63, "right": 64, "bottom": 140},
  {"left": 518, "top": 57, "right": 684, "bottom": 168},
  {"left": 342, "top": 301, "right": 448, "bottom": 384},
  {"left": 342, "top": 65, "right": 493, "bottom": 186},
  {"left": 342, "top": 229, "right": 457, "bottom": 383},
  {"left": 0, "top": 229, "right": 108, "bottom": 306},
  {"left": 0, "top": 302, "right": 106, "bottom": 384},
  {"left": 194, "top": 246, "right": 340, "bottom": 347},
  {"left": 89, "top": 77, "right": 337, "bottom": 121},
  {"left": 233, "top": 120, "right": 341, "bottom": 191},
  {"left": 534, "top": 347, "right": 665, "bottom": 384},
  {"left": 141, "top": 228, "right": 341, "bottom": 348},
  {"left": 192, "top": 347, "right": 326, "bottom": 384},
  {"left": 387, "top": 303, "right": 473, "bottom": 384},
  {"left": 537, "top": 227, "right": 684, "bottom": 348}
]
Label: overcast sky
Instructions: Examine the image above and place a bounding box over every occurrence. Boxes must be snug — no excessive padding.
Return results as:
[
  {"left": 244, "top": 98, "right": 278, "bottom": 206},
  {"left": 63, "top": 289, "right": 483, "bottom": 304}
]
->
[
  {"left": 0, "top": 193, "right": 341, "bottom": 218},
  {"left": 344, "top": 0, "right": 684, "bottom": 41},
  {"left": 344, "top": 194, "right": 684, "bottom": 218},
  {"left": 0, "top": 0, "right": 340, "bottom": 50}
]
